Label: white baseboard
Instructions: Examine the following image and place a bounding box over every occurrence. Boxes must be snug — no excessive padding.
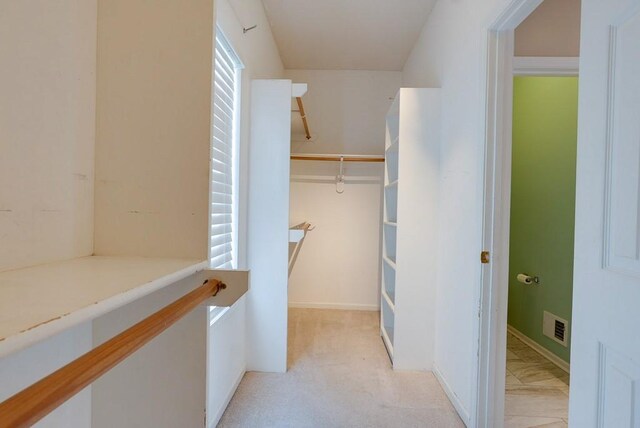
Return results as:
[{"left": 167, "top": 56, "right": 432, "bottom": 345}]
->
[
  {"left": 433, "top": 364, "right": 470, "bottom": 426},
  {"left": 209, "top": 368, "right": 245, "bottom": 428},
  {"left": 288, "top": 302, "right": 379, "bottom": 311},
  {"left": 507, "top": 325, "right": 570, "bottom": 373}
]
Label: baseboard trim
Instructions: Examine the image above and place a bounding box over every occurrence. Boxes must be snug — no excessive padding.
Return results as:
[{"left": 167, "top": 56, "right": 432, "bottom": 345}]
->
[
  {"left": 209, "top": 368, "right": 245, "bottom": 428},
  {"left": 507, "top": 325, "right": 570, "bottom": 373},
  {"left": 433, "top": 364, "right": 470, "bottom": 426},
  {"left": 288, "top": 302, "right": 379, "bottom": 311}
]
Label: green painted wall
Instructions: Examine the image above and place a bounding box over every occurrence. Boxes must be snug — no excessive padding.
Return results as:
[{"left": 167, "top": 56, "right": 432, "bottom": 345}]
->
[{"left": 508, "top": 76, "right": 578, "bottom": 363}]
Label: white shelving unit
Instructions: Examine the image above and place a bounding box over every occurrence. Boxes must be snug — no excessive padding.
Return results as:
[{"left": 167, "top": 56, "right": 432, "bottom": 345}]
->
[{"left": 381, "top": 88, "right": 441, "bottom": 370}]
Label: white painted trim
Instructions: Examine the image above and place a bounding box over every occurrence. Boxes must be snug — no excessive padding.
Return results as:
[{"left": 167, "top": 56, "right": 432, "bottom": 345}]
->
[
  {"left": 208, "top": 368, "right": 245, "bottom": 428},
  {"left": 507, "top": 325, "right": 570, "bottom": 373},
  {"left": 433, "top": 364, "right": 471, "bottom": 426},
  {"left": 288, "top": 302, "right": 379, "bottom": 311},
  {"left": 477, "top": 1, "right": 544, "bottom": 428},
  {"left": 513, "top": 56, "right": 579, "bottom": 76}
]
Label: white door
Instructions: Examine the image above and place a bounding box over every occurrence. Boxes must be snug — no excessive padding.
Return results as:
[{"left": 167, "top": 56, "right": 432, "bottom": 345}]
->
[{"left": 570, "top": 0, "right": 640, "bottom": 426}]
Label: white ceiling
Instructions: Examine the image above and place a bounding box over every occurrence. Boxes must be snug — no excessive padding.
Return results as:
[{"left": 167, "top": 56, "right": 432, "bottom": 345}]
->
[{"left": 261, "top": 0, "right": 437, "bottom": 71}]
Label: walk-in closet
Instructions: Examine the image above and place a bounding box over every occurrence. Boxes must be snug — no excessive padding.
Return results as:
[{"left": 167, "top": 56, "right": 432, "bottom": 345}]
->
[{"left": 4, "top": 0, "right": 625, "bottom": 427}]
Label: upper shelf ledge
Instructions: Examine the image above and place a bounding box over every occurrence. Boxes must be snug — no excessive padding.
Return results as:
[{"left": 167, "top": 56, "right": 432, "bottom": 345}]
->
[
  {"left": 0, "top": 256, "right": 207, "bottom": 358},
  {"left": 289, "top": 222, "right": 313, "bottom": 243}
]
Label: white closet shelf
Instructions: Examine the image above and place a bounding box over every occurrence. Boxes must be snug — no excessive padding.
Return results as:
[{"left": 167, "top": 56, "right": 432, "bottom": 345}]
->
[
  {"left": 0, "top": 256, "right": 207, "bottom": 358},
  {"left": 381, "top": 325, "right": 394, "bottom": 356},
  {"left": 382, "top": 255, "right": 397, "bottom": 270},
  {"left": 384, "top": 221, "right": 398, "bottom": 227},
  {"left": 386, "top": 138, "right": 399, "bottom": 154},
  {"left": 289, "top": 222, "right": 312, "bottom": 243},
  {"left": 384, "top": 180, "right": 399, "bottom": 189},
  {"left": 382, "top": 289, "right": 395, "bottom": 311}
]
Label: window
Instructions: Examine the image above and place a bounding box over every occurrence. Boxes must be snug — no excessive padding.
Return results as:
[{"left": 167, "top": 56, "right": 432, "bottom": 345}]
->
[{"left": 210, "top": 28, "right": 243, "bottom": 269}]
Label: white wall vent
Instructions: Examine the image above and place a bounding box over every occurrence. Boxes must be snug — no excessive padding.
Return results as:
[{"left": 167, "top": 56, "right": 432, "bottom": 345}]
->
[{"left": 543, "top": 311, "right": 569, "bottom": 347}]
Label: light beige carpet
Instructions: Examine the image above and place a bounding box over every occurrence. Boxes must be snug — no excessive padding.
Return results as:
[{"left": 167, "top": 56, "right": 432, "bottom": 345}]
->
[{"left": 218, "top": 308, "right": 464, "bottom": 428}]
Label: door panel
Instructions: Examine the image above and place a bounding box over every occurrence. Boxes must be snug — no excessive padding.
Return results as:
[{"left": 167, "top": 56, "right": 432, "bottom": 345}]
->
[
  {"left": 571, "top": 0, "right": 640, "bottom": 426},
  {"left": 598, "top": 344, "right": 640, "bottom": 427},
  {"left": 605, "top": 5, "right": 640, "bottom": 277}
]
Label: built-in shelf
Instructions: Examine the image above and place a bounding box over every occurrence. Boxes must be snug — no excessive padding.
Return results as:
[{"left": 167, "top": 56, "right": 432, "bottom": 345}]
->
[
  {"left": 383, "top": 223, "right": 397, "bottom": 262},
  {"left": 380, "top": 88, "right": 440, "bottom": 370},
  {"left": 381, "top": 294, "right": 395, "bottom": 360},
  {"left": 382, "top": 255, "right": 396, "bottom": 270},
  {"left": 289, "top": 222, "right": 312, "bottom": 243},
  {"left": 384, "top": 188, "right": 398, "bottom": 223},
  {"left": 0, "top": 256, "right": 207, "bottom": 357},
  {"left": 289, "top": 222, "right": 313, "bottom": 277},
  {"left": 381, "top": 324, "right": 394, "bottom": 357},
  {"left": 386, "top": 138, "right": 399, "bottom": 154},
  {"left": 382, "top": 261, "right": 396, "bottom": 304},
  {"left": 382, "top": 289, "right": 395, "bottom": 312},
  {"left": 386, "top": 147, "right": 399, "bottom": 184}
]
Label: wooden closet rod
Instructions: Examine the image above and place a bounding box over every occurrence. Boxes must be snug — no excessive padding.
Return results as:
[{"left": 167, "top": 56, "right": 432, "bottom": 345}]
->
[
  {"left": 295, "top": 97, "right": 312, "bottom": 140},
  {"left": 0, "top": 279, "right": 226, "bottom": 428},
  {"left": 290, "top": 155, "right": 385, "bottom": 163}
]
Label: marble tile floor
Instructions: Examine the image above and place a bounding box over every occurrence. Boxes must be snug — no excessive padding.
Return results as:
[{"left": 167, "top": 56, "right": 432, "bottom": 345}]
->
[
  {"left": 504, "top": 332, "right": 570, "bottom": 428},
  {"left": 218, "top": 309, "right": 464, "bottom": 428}
]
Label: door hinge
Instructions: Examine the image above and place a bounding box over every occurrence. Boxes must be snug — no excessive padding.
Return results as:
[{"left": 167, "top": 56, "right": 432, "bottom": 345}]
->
[{"left": 481, "top": 251, "right": 490, "bottom": 264}]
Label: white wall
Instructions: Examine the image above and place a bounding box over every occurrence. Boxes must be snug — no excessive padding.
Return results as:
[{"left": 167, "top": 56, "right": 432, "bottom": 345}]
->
[
  {"left": 285, "top": 70, "right": 400, "bottom": 310},
  {"left": 0, "top": 0, "right": 97, "bottom": 273},
  {"left": 92, "top": 276, "right": 208, "bottom": 428},
  {"left": 286, "top": 70, "right": 401, "bottom": 154},
  {"left": 209, "top": 1, "right": 283, "bottom": 424},
  {"left": 91, "top": 1, "right": 217, "bottom": 425},
  {"left": 402, "top": 0, "right": 517, "bottom": 423},
  {"left": 0, "top": 1, "right": 96, "bottom": 425},
  {"left": 0, "top": 323, "right": 92, "bottom": 427},
  {"left": 289, "top": 162, "right": 384, "bottom": 310},
  {"left": 94, "top": 0, "right": 214, "bottom": 261},
  {"left": 207, "top": 296, "right": 246, "bottom": 425}
]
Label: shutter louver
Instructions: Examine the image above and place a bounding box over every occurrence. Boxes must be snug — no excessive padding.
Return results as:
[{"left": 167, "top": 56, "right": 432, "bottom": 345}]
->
[{"left": 211, "top": 32, "right": 240, "bottom": 269}]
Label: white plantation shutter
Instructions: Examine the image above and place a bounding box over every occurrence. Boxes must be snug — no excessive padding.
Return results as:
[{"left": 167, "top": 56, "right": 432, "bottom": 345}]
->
[{"left": 211, "top": 30, "right": 242, "bottom": 269}]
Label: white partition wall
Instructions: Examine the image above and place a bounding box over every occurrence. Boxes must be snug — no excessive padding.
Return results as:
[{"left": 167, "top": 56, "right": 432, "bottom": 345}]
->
[{"left": 246, "top": 80, "right": 299, "bottom": 373}]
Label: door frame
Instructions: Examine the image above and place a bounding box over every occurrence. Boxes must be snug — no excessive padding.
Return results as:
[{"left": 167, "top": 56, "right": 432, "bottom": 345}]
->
[{"left": 475, "top": 1, "right": 550, "bottom": 426}]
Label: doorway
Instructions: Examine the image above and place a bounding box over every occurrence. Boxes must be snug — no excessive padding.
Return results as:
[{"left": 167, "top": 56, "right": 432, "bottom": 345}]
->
[
  {"left": 476, "top": 0, "right": 581, "bottom": 426},
  {"left": 504, "top": 75, "right": 578, "bottom": 426}
]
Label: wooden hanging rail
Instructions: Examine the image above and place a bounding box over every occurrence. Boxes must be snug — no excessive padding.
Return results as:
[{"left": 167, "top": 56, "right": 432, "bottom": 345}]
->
[
  {"left": 0, "top": 278, "right": 226, "bottom": 428},
  {"left": 295, "top": 97, "right": 312, "bottom": 140},
  {"left": 290, "top": 154, "right": 385, "bottom": 163}
]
